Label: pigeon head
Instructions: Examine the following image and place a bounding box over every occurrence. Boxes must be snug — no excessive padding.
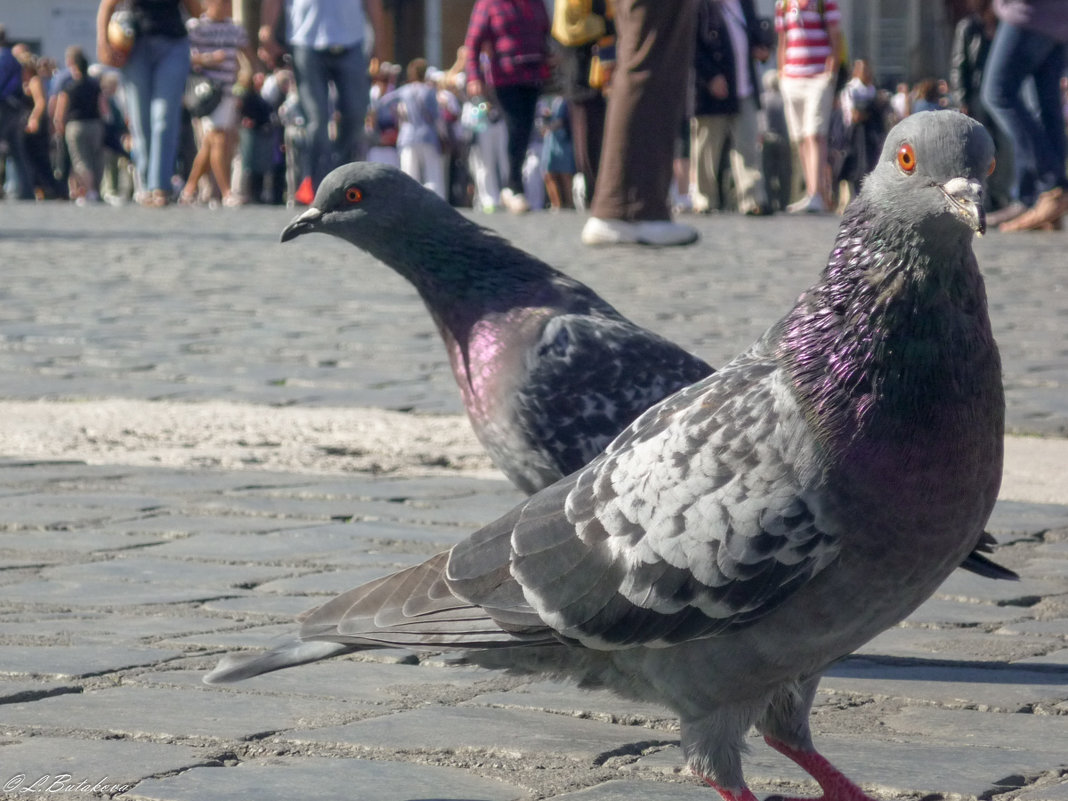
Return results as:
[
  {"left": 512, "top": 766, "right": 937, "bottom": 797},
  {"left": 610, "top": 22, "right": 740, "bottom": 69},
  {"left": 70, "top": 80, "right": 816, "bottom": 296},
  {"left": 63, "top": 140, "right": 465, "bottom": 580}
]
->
[
  {"left": 860, "top": 110, "right": 995, "bottom": 236},
  {"left": 281, "top": 162, "right": 452, "bottom": 249}
]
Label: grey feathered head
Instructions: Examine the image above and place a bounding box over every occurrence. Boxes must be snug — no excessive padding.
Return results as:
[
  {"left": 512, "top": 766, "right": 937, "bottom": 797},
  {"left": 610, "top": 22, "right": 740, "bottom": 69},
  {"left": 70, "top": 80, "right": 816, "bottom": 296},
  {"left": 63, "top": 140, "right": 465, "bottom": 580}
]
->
[
  {"left": 860, "top": 110, "right": 995, "bottom": 235},
  {"left": 281, "top": 162, "right": 452, "bottom": 247}
]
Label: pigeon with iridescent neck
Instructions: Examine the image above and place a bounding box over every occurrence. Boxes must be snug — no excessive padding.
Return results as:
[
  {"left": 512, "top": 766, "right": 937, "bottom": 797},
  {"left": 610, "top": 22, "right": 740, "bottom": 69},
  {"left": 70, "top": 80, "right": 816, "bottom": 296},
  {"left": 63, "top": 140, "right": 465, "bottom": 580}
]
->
[
  {"left": 211, "top": 112, "right": 1006, "bottom": 799},
  {"left": 282, "top": 162, "right": 712, "bottom": 494}
]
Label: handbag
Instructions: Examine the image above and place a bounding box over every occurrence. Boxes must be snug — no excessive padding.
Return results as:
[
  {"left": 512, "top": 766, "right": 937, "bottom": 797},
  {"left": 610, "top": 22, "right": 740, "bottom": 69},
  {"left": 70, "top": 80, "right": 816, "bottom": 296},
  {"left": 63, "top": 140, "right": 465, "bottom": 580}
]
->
[
  {"left": 552, "top": 0, "right": 606, "bottom": 47},
  {"left": 184, "top": 73, "right": 223, "bottom": 118}
]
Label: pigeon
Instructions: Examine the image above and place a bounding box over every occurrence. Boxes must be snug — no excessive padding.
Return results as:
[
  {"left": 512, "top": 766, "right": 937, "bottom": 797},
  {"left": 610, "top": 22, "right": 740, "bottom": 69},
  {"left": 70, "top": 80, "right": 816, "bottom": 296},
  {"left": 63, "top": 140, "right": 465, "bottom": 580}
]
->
[
  {"left": 278, "top": 160, "right": 1014, "bottom": 581},
  {"left": 281, "top": 161, "right": 713, "bottom": 494},
  {"left": 209, "top": 112, "right": 1005, "bottom": 799}
]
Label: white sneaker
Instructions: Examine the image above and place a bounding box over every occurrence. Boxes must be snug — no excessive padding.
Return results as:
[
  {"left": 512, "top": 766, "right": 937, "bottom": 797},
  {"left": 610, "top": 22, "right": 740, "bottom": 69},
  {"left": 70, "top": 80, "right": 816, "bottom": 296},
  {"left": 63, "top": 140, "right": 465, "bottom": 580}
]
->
[
  {"left": 581, "top": 217, "right": 699, "bottom": 247},
  {"left": 500, "top": 188, "right": 530, "bottom": 214},
  {"left": 787, "top": 194, "right": 826, "bottom": 214}
]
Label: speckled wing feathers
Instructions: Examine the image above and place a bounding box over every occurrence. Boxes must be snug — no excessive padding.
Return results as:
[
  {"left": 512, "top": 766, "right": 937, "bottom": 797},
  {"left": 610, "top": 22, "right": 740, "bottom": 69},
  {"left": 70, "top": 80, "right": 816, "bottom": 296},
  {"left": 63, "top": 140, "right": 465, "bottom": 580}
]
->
[{"left": 515, "top": 312, "right": 713, "bottom": 478}]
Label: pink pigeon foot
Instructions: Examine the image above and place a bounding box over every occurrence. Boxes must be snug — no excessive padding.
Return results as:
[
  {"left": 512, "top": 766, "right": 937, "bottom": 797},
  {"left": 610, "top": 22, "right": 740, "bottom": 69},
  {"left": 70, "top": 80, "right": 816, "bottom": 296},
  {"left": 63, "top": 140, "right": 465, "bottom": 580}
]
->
[
  {"left": 696, "top": 771, "right": 762, "bottom": 801},
  {"left": 763, "top": 736, "right": 880, "bottom": 801}
]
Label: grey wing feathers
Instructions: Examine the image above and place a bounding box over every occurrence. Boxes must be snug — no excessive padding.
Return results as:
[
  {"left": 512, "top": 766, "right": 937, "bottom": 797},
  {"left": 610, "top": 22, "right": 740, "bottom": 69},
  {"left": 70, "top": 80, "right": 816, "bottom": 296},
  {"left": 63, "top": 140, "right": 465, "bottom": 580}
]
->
[{"left": 507, "top": 347, "right": 839, "bottom": 649}]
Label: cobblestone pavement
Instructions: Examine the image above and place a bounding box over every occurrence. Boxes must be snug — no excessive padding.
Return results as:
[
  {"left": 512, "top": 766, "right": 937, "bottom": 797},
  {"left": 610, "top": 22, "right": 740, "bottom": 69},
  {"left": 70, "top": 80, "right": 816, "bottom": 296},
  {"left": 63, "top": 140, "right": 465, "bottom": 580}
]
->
[{"left": 0, "top": 202, "right": 1066, "bottom": 801}]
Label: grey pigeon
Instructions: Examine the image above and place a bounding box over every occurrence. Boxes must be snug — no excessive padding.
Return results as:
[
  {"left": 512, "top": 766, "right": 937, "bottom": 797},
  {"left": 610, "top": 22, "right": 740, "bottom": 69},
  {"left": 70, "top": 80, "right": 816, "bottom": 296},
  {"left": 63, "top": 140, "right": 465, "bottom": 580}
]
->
[
  {"left": 279, "top": 160, "right": 1014, "bottom": 581},
  {"left": 209, "top": 111, "right": 1005, "bottom": 799},
  {"left": 281, "top": 162, "right": 712, "bottom": 494}
]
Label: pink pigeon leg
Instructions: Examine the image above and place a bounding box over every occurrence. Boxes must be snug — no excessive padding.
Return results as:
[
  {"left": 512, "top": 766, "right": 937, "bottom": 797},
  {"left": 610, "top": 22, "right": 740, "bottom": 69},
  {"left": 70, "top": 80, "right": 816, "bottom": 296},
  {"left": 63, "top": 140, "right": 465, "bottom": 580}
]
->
[
  {"left": 763, "top": 736, "right": 880, "bottom": 801},
  {"left": 695, "top": 771, "right": 762, "bottom": 801}
]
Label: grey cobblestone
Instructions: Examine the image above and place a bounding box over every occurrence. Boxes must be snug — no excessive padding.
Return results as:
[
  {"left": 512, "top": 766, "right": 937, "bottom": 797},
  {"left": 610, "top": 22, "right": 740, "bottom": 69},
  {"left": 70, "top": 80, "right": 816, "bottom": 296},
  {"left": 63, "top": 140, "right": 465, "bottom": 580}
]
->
[{"left": 0, "top": 203, "right": 1065, "bottom": 800}]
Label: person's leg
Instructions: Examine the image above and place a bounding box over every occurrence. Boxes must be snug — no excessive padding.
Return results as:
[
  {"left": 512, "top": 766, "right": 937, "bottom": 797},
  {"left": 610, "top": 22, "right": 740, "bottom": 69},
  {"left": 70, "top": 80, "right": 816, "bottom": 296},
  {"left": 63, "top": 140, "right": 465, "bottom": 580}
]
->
[
  {"left": 291, "top": 45, "right": 332, "bottom": 189},
  {"left": 121, "top": 42, "right": 154, "bottom": 194},
  {"left": 980, "top": 21, "right": 1057, "bottom": 206},
  {"left": 692, "top": 114, "right": 728, "bottom": 212},
  {"left": 1031, "top": 41, "right": 1067, "bottom": 193},
  {"left": 145, "top": 36, "right": 191, "bottom": 196},
  {"left": 329, "top": 44, "right": 371, "bottom": 170},
  {"left": 494, "top": 84, "right": 540, "bottom": 197},
  {"left": 728, "top": 96, "right": 767, "bottom": 213},
  {"left": 423, "top": 144, "right": 447, "bottom": 199},
  {"left": 589, "top": 0, "right": 698, "bottom": 223}
]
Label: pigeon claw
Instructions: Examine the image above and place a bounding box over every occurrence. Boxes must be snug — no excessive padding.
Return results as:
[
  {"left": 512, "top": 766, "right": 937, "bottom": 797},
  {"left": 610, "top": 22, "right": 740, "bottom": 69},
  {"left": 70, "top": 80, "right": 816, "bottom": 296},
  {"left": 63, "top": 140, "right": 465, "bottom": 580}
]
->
[
  {"left": 763, "top": 737, "right": 880, "bottom": 801},
  {"left": 280, "top": 207, "right": 323, "bottom": 242}
]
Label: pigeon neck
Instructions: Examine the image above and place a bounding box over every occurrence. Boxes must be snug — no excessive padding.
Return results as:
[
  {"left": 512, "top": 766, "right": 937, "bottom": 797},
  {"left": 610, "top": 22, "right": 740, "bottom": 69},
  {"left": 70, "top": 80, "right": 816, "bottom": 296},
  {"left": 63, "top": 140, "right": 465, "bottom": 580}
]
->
[
  {"left": 362, "top": 214, "right": 562, "bottom": 335},
  {"left": 780, "top": 209, "right": 1002, "bottom": 447}
]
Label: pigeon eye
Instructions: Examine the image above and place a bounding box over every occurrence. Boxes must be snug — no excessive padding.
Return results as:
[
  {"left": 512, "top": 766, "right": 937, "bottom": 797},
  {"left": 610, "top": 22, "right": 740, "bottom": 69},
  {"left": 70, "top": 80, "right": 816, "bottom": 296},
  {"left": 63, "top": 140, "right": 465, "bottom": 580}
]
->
[
  {"left": 344, "top": 186, "right": 363, "bottom": 203},
  {"left": 987, "top": 158, "right": 996, "bottom": 176},
  {"left": 896, "top": 143, "right": 916, "bottom": 174}
]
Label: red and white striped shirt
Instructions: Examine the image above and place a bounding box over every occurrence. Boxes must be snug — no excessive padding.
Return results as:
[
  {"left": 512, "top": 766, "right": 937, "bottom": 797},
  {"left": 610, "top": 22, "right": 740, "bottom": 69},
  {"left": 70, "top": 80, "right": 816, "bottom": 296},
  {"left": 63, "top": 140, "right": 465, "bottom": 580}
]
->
[{"left": 774, "top": 0, "right": 840, "bottom": 79}]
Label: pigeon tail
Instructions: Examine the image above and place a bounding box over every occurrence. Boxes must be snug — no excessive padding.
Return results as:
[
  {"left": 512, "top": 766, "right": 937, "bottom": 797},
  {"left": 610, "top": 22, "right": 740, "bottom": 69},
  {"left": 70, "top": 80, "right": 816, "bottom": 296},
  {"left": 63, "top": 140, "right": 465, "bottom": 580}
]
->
[{"left": 203, "top": 640, "right": 351, "bottom": 684}]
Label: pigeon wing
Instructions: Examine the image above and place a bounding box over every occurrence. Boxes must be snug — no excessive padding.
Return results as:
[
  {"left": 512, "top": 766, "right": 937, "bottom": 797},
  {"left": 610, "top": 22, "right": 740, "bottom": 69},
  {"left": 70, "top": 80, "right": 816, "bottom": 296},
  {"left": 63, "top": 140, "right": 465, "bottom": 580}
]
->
[
  {"left": 516, "top": 312, "right": 713, "bottom": 476},
  {"left": 452, "top": 336, "right": 841, "bottom": 650}
]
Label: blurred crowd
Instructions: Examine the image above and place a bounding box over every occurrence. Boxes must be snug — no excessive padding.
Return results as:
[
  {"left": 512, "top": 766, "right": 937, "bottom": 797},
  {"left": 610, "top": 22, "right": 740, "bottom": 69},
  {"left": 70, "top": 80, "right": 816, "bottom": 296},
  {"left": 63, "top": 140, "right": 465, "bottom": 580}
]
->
[{"left": 0, "top": 0, "right": 1066, "bottom": 232}]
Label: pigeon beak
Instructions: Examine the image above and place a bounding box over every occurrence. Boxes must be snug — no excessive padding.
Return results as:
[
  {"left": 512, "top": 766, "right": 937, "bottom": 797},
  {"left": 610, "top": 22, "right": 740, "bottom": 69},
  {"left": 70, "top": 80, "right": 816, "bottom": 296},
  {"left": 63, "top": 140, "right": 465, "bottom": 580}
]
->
[
  {"left": 940, "top": 177, "right": 986, "bottom": 236},
  {"left": 280, "top": 207, "right": 323, "bottom": 243}
]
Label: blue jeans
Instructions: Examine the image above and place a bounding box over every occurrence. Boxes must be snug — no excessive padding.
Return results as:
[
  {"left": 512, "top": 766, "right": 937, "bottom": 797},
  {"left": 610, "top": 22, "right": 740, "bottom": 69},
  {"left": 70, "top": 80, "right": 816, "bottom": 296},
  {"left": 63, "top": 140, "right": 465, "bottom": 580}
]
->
[
  {"left": 291, "top": 44, "right": 369, "bottom": 189},
  {"left": 980, "top": 22, "right": 1067, "bottom": 205},
  {"left": 122, "top": 35, "right": 190, "bottom": 194}
]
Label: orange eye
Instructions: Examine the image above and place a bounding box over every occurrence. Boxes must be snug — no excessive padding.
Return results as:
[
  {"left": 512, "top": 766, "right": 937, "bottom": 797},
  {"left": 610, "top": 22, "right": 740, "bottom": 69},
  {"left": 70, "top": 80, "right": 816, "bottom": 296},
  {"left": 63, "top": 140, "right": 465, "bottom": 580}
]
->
[
  {"left": 897, "top": 143, "right": 916, "bottom": 174},
  {"left": 345, "top": 186, "right": 363, "bottom": 203},
  {"left": 987, "top": 158, "right": 996, "bottom": 176}
]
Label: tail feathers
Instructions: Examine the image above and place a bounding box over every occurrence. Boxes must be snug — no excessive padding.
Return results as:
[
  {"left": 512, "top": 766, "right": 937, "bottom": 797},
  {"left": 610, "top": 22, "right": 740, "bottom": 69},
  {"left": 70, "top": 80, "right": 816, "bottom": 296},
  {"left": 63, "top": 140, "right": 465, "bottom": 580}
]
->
[{"left": 203, "top": 639, "right": 352, "bottom": 684}]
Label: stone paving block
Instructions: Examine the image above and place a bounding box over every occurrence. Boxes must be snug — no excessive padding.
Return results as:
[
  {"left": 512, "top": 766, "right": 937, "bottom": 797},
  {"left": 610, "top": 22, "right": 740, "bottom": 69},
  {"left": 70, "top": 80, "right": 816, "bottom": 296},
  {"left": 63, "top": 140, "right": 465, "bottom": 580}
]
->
[
  {"left": 202, "top": 594, "right": 318, "bottom": 619},
  {"left": 250, "top": 566, "right": 424, "bottom": 597},
  {"left": 1, "top": 645, "right": 183, "bottom": 679},
  {"left": 856, "top": 625, "right": 1051, "bottom": 663},
  {"left": 933, "top": 569, "right": 1062, "bottom": 605},
  {"left": 998, "top": 617, "right": 1068, "bottom": 637},
  {"left": 546, "top": 779, "right": 711, "bottom": 800},
  {"left": 821, "top": 658, "right": 1068, "bottom": 711},
  {"left": 0, "top": 685, "right": 372, "bottom": 740},
  {"left": 987, "top": 501, "right": 1068, "bottom": 538},
  {"left": 0, "top": 678, "right": 80, "bottom": 703},
  {"left": 154, "top": 661, "right": 496, "bottom": 704},
  {"left": 463, "top": 680, "right": 676, "bottom": 727},
  {"left": 886, "top": 705, "right": 1068, "bottom": 753},
  {"left": 290, "top": 705, "right": 672, "bottom": 763},
  {"left": 1014, "top": 647, "right": 1068, "bottom": 669},
  {"left": 142, "top": 522, "right": 450, "bottom": 564},
  {"left": 0, "top": 557, "right": 288, "bottom": 607},
  {"left": 1017, "top": 781, "right": 1068, "bottom": 801},
  {"left": 0, "top": 612, "right": 248, "bottom": 643},
  {"left": 0, "top": 529, "right": 170, "bottom": 555},
  {"left": 904, "top": 596, "right": 1033, "bottom": 626},
  {"left": 124, "top": 757, "right": 527, "bottom": 801},
  {"left": 0, "top": 736, "right": 206, "bottom": 798}
]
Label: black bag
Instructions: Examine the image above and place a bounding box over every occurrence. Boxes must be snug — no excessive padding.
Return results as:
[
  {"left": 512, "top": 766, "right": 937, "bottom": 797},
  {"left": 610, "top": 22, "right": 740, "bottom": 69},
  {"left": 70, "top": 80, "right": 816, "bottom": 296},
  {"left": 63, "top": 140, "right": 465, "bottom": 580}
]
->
[{"left": 184, "top": 73, "right": 222, "bottom": 118}]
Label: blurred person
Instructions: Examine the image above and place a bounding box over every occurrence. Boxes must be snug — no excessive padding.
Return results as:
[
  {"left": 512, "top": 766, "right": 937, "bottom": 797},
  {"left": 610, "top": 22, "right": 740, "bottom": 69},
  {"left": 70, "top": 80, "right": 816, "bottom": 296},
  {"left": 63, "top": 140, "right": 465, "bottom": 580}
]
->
[
  {"left": 690, "top": 0, "right": 772, "bottom": 216},
  {"left": 179, "top": 0, "right": 251, "bottom": 206},
  {"left": 464, "top": 0, "right": 551, "bottom": 214},
  {"left": 837, "top": 58, "right": 884, "bottom": 199},
  {"left": 540, "top": 94, "right": 574, "bottom": 210},
  {"left": 98, "top": 69, "right": 133, "bottom": 203},
  {"left": 981, "top": 0, "right": 1068, "bottom": 231},
  {"left": 0, "top": 25, "right": 34, "bottom": 199},
  {"left": 97, "top": 0, "right": 201, "bottom": 206},
  {"left": 554, "top": 1, "right": 614, "bottom": 208},
  {"left": 53, "top": 46, "right": 107, "bottom": 204},
  {"left": 238, "top": 71, "right": 285, "bottom": 204},
  {"left": 951, "top": 0, "right": 1014, "bottom": 212},
  {"left": 17, "top": 50, "right": 65, "bottom": 199},
  {"left": 581, "top": 0, "right": 700, "bottom": 246},
  {"left": 759, "top": 69, "right": 792, "bottom": 211},
  {"left": 775, "top": 0, "right": 844, "bottom": 214},
  {"left": 258, "top": 0, "right": 385, "bottom": 194},
  {"left": 375, "top": 57, "right": 446, "bottom": 199},
  {"left": 889, "top": 81, "right": 910, "bottom": 122},
  {"left": 910, "top": 78, "right": 943, "bottom": 113}
]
